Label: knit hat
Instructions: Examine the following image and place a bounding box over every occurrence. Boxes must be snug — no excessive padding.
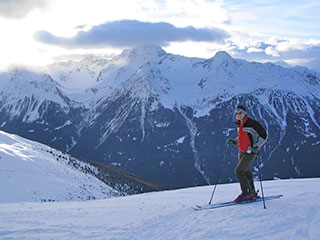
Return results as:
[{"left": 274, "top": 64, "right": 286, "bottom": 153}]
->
[{"left": 235, "top": 105, "right": 247, "bottom": 114}]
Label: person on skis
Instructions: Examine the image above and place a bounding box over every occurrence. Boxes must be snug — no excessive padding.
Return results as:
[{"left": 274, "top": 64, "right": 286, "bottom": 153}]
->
[{"left": 227, "top": 105, "right": 268, "bottom": 203}]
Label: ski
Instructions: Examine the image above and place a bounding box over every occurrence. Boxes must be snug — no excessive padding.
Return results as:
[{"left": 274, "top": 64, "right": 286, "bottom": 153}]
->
[{"left": 193, "top": 194, "right": 283, "bottom": 211}]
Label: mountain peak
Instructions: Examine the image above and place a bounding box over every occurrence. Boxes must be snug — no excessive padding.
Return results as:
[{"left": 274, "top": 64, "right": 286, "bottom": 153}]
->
[
  {"left": 121, "top": 44, "right": 167, "bottom": 60},
  {"left": 214, "top": 51, "right": 233, "bottom": 60},
  {"left": 203, "top": 50, "right": 234, "bottom": 68}
]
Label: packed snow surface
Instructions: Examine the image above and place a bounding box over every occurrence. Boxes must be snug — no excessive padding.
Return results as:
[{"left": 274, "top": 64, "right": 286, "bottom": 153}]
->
[{"left": 1, "top": 178, "right": 320, "bottom": 240}]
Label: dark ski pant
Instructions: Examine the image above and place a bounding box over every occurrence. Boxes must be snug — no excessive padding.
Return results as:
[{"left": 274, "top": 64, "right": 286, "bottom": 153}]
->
[{"left": 235, "top": 151, "right": 256, "bottom": 195}]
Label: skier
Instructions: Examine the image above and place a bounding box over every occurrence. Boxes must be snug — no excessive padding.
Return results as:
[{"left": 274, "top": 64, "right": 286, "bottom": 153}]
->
[{"left": 226, "top": 105, "right": 267, "bottom": 203}]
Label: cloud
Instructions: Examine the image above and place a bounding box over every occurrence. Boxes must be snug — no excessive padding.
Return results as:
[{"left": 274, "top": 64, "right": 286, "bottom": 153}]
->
[
  {"left": 34, "top": 20, "right": 230, "bottom": 49},
  {"left": 0, "top": 0, "right": 51, "bottom": 19},
  {"left": 229, "top": 38, "right": 320, "bottom": 65}
]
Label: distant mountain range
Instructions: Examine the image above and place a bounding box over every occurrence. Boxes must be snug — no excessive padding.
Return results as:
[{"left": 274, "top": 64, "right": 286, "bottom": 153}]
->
[{"left": 1, "top": 45, "right": 319, "bottom": 189}]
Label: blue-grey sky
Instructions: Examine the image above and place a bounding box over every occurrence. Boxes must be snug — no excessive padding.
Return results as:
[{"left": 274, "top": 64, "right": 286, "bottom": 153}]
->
[{"left": 0, "top": 0, "right": 319, "bottom": 69}]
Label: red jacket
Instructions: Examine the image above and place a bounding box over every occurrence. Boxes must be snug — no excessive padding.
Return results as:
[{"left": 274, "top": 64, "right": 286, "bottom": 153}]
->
[
  {"left": 236, "top": 115, "right": 251, "bottom": 153},
  {"left": 235, "top": 114, "right": 267, "bottom": 153}
]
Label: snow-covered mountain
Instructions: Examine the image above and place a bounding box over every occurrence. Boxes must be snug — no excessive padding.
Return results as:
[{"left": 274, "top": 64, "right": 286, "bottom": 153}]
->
[
  {"left": 0, "top": 45, "right": 319, "bottom": 188},
  {"left": 1, "top": 178, "right": 320, "bottom": 239},
  {"left": 0, "top": 130, "right": 161, "bottom": 203},
  {"left": 305, "top": 58, "right": 320, "bottom": 72},
  {"left": 273, "top": 60, "right": 292, "bottom": 68},
  {"left": 0, "top": 130, "right": 118, "bottom": 203}
]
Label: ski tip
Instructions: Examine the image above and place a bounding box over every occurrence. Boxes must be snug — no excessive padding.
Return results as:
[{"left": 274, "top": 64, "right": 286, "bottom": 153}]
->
[
  {"left": 191, "top": 205, "right": 201, "bottom": 210},
  {"left": 192, "top": 206, "right": 202, "bottom": 211}
]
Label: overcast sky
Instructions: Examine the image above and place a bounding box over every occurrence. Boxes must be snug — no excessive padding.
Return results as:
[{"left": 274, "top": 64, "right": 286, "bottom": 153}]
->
[{"left": 0, "top": 0, "right": 319, "bottom": 69}]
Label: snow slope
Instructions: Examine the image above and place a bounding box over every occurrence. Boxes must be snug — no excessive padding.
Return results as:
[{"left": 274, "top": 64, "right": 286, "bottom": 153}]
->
[
  {"left": 0, "top": 130, "right": 119, "bottom": 203},
  {"left": 1, "top": 178, "right": 319, "bottom": 240}
]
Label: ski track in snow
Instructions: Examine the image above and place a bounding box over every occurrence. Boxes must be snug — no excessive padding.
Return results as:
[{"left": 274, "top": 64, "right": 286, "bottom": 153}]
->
[{"left": 1, "top": 178, "right": 320, "bottom": 240}]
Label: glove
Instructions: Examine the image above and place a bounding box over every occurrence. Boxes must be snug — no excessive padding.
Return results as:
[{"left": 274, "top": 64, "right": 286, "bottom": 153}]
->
[
  {"left": 252, "top": 146, "right": 260, "bottom": 153},
  {"left": 226, "top": 138, "right": 237, "bottom": 146}
]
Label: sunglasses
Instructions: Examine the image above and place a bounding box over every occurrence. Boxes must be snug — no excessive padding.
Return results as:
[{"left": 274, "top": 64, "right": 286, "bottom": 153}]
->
[{"left": 235, "top": 112, "right": 243, "bottom": 115}]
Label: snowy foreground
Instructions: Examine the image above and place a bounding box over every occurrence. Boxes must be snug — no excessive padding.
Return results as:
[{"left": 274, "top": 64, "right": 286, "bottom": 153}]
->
[{"left": 1, "top": 178, "right": 320, "bottom": 240}]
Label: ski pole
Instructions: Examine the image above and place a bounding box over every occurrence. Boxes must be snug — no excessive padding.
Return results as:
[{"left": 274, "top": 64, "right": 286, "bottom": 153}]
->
[
  {"left": 208, "top": 144, "right": 230, "bottom": 205},
  {"left": 257, "top": 153, "right": 266, "bottom": 209}
]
